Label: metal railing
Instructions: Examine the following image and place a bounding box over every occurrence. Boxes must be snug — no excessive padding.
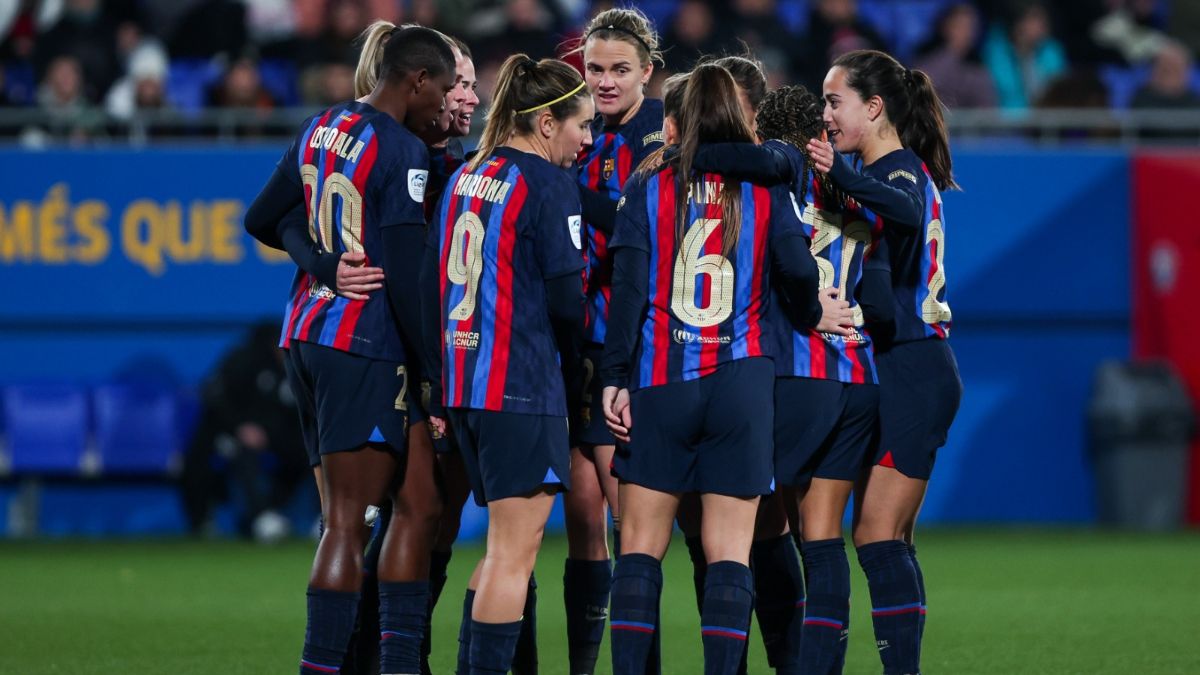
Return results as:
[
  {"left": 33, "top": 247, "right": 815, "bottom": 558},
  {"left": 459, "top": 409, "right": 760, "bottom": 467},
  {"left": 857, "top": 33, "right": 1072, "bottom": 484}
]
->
[{"left": 0, "top": 106, "right": 1198, "bottom": 146}]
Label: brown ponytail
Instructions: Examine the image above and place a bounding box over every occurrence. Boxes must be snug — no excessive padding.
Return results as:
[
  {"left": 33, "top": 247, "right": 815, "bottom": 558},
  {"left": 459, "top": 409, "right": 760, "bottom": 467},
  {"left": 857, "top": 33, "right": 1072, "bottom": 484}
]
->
[
  {"left": 832, "top": 50, "right": 958, "bottom": 190},
  {"left": 469, "top": 55, "right": 588, "bottom": 171},
  {"left": 674, "top": 64, "right": 756, "bottom": 258}
]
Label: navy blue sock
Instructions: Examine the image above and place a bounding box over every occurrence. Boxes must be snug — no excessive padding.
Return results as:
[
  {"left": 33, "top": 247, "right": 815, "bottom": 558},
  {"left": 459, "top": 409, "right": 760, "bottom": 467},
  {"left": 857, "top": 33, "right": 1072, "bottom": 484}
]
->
[
  {"left": 908, "top": 544, "right": 927, "bottom": 643},
  {"left": 684, "top": 535, "right": 708, "bottom": 616},
  {"left": 379, "top": 580, "right": 429, "bottom": 674},
  {"left": 612, "top": 514, "right": 622, "bottom": 558},
  {"left": 750, "top": 534, "right": 805, "bottom": 670},
  {"left": 700, "top": 561, "right": 753, "bottom": 675},
  {"left": 456, "top": 589, "right": 475, "bottom": 675},
  {"left": 800, "top": 538, "right": 852, "bottom": 674},
  {"left": 423, "top": 549, "right": 454, "bottom": 673},
  {"left": 857, "top": 540, "right": 922, "bottom": 675},
  {"left": 511, "top": 574, "right": 538, "bottom": 675},
  {"left": 564, "top": 558, "right": 612, "bottom": 674},
  {"left": 469, "top": 619, "right": 522, "bottom": 675},
  {"left": 610, "top": 553, "right": 663, "bottom": 675},
  {"left": 300, "top": 587, "right": 360, "bottom": 674}
]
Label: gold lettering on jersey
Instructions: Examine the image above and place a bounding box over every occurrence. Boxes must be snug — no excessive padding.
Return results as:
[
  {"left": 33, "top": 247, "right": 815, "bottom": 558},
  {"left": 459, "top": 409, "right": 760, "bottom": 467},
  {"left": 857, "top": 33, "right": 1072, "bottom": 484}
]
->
[
  {"left": 452, "top": 173, "right": 512, "bottom": 204},
  {"left": 309, "top": 125, "right": 367, "bottom": 163},
  {"left": 887, "top": 169, "right": 918, "bottom": 184},
  {"left": 602, "top": 158, "right": 614, "bottom": 180},
  {"left": 689, "top": 180, "right": 723, "bottom": 205},
  {"left": 642, "top": 131, "right": 664, "bottom": 146}
]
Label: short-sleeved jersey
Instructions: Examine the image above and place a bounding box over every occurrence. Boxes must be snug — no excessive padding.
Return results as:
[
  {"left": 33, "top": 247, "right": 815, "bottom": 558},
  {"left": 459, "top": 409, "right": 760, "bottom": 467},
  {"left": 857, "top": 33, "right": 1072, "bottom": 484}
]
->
[
  {"left": 278, "top": 101, "right": 429, "bottom": 361},
  {"left": 768, "top": 140, "right": 884, "bottom": 384},
  {"left": 611, "top": 162, "right": 803, "bottom": 391},
  {"left": 861, "top": 148, "right": 951, "bottom": 342},
  {"left": 431, "top": 147, "right": 586, "bottom": 415},
  {"left": 577, "top": 98, "right": 665, "bottom": 344}
]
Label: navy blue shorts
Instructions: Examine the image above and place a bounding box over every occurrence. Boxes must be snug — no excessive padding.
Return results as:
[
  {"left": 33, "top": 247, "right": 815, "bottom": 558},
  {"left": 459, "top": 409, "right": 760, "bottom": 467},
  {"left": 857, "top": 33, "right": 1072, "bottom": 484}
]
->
[
  {"left": 774, "top": 378, "right": 878, "bottom": 486},
  {"left": 615, "top": 357, "right": 774, "bottom": 497},
  {"left": 569, "top": 343, "right": 617, "bottom": 448},
  {"left": 285, "top": 340, "right": 411, "bottom": 468},
  {"left": 446, "top": 408, "right": 571, "bottom": 506},
  {"left": 874, "top": 338, "right": 962, "bottom": 480}
]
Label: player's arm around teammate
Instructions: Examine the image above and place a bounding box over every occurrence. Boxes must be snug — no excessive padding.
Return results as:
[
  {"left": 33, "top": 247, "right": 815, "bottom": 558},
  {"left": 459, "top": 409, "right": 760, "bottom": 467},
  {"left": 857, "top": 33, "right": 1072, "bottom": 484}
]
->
[
  {"left": 422, "top": 54, "right": 593, "bottom": 674},
  {"left": 806, "top": 49, "right": 963, "bottom": 675},
  {"left": 261, "top": 25, "right": 457, "bottom": 675},
  {"left": 599, "top": 65, "right": 823, "bottom": 675}
]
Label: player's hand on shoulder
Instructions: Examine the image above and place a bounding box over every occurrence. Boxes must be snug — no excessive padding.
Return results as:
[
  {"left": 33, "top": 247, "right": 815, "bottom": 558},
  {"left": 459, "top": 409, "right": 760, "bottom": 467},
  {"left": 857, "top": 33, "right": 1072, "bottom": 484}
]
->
[
  {"left": 602, "top": 385, "right": 632, "bottom": 443},
  {"left": 806, "top": 136, "right": 835, "bottom": 175},
  {"left": 336, "top": 251, "right": 385, "bottom": 301},
  {"left": 816, "top": 287, "right": 855, "bottom": 337}
]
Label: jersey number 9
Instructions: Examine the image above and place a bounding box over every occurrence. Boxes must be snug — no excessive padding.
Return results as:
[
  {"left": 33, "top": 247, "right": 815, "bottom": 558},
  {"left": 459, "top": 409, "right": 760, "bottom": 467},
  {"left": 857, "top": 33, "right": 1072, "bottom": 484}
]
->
[
  {"left": 446, "top": 212, "right": 486, "bottom": 320},
  {"left": 672, "top": 218, "right": 734, "bottom": 328}
]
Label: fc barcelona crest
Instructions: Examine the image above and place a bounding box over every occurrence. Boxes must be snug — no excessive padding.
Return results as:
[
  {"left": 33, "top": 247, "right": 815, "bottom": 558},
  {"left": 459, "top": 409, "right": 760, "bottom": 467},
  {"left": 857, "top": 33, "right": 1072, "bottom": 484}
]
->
[{"left": 602, "top": 158, "right": 615, "bottom": 180}]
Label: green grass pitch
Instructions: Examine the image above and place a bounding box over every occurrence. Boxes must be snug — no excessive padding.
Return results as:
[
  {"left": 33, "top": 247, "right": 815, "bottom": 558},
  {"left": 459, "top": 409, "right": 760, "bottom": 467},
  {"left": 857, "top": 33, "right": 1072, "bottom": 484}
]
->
[{"left": 3, "top": 529, "right": 1199, "bottom": 674}]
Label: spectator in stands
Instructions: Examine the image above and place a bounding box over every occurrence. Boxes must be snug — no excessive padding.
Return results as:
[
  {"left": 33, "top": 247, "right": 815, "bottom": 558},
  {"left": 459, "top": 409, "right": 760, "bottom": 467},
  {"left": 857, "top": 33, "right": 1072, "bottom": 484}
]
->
[
  {"left": 302, "top": 59, "right": 357, "bottom": 106},
  {"left": 1089, "top": 0, "right": 1167, "bottom": 66},
  {"left": 472, "top": 0, "right": 563, "bottom": 65},
  {"left": 297, "top": 0, "right": 370, "bottom": 68},
  {"left": 728, "top": 0, "right": 796, "bottom": 83},
  {"left": 790, "top": 0, "right": 888, "bottom": 93},
  {"left": 32, "top": 0, "right": 121, "bottom": 103},
  {"left": 1132, "top": 40, "right": 1200, "bottom": 110},
  {"left": 30, "top": 54, "right": 104, "bottom": 143},
  {"left": 662, "top": 0, "right": 734, "bottom": 75},
  {"left": 181, "top": 321, "right": 310, "bottom": 541},
  {"left": 983, "top": 0, "right": 1068, "bottom": 109},
  {"left": 105, "top": 41, "right": 170, "bottom": 121},
  {"left": 914, "top": 2, "right": 997, "bottom": 108},
  {"left": 206, "top": 55, "right": 276, "bottom": 110},
  {"left": 1169, "top": 1, "right": 1200, "bottom": 58}
]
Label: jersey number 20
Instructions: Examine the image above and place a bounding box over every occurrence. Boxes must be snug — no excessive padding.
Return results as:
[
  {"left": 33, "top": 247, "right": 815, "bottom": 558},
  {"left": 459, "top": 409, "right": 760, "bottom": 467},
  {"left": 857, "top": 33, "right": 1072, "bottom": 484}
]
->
[
  {"left": 300, "top": 166, "right": 364, "bottom": 255},
  {"left": 672, "top": 218, "right": 734, "bottom": 328}
]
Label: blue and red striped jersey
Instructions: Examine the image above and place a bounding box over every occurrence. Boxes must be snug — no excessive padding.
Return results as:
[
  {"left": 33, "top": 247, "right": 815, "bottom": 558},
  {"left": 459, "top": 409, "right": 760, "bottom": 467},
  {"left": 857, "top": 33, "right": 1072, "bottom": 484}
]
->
[
  {"left": 768, "top": 140, "right": 884, "bottom": 384},
  {"left": 611, "top": 164, "right": 803, "bottom": 391},
  {"left": 431, "top": 147, "right": 586, "bottom": 415},
  {"left": 861, "top": 149, "right": 951, "bottom": 343},
  {"left": 424, "top": 138, "right": 466, "bottom": 221},
  {"left": 277, "top": 101, "right": 429, "bottom": 361},
  {"left": 577, "top": 98, "right": 664, "bottom": 344}
]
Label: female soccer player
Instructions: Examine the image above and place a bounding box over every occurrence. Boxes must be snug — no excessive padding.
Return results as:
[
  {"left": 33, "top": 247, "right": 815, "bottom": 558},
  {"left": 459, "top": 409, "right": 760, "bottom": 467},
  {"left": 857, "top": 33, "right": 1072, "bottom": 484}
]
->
[
  {"left": 423, "top": 54, "right": 592, "bottom": 675},
  {"left": 566, "top": 9, "right": 664, "bottom": 673},
  {"left": 247, "top": 24, "right": 457, "bottom": 675},
  {"left": 806, "top": 49, "right": 963, "bottom": 675},
  {"left": 599, "top": 63, "right": 826, "bottom": 675}
]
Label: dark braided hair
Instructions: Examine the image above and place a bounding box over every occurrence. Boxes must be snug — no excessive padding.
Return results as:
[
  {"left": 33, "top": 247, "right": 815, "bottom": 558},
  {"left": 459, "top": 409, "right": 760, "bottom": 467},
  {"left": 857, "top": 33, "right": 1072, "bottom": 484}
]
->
[{"left": 755, "top": 85, "right": 843, "bottom": 208}]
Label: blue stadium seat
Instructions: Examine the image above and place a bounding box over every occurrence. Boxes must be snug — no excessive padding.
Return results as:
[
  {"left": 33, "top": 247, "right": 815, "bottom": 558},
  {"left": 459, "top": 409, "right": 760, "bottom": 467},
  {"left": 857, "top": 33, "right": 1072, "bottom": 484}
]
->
[
  {"left": 259, "top": 59, "right": 300, "bottom": 107},
  {"left": 166, "top": 59, "right": 225, "bottom": 114},
  {"left": 1, "top": 384, "right": 90, "bottom": 475},
  {"left": 93, "top": 383, "right": 182, "bottom": 475},
  {"left": 860, "top": 0, "right": 953, "bottom": 61},
  {"left": 1100, "top": 64, "right": 1152, "bottom": 108}
]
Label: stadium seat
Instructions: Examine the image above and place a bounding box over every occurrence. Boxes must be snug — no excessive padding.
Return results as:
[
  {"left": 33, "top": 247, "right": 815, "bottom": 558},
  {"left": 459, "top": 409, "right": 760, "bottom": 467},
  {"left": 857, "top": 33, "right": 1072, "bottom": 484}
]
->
[
  {"left": 259, "top": 59, "right": 300, "bottom": 107},
  {"left": 93, "top": 383, "right": 182, "bottom": 475},
  {"left": 166, "top": 58, "right": 226, "bottom": 114},
  {"left": 0, "top": 384, "right": 91, "bottom": 475}
]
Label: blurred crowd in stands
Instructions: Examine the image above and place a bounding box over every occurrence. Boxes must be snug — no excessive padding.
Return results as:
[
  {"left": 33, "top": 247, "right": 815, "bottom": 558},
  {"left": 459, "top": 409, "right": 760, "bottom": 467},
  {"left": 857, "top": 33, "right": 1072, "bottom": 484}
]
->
[{"left": 2, "top": 0, "right": 1199, "bottom": 143}]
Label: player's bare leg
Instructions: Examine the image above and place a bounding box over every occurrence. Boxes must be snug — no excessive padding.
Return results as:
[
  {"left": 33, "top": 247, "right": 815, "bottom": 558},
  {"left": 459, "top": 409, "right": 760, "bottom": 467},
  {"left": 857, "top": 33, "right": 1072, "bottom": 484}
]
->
[{"left": 610, "top": 483, "right": 679, "bottom": 675}]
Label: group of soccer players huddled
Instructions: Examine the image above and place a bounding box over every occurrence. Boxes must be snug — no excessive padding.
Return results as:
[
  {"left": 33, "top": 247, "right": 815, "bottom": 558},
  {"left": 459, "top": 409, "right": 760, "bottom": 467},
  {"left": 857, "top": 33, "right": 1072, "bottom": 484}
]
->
[{"left": 244, "top": 6, "right": 961, "bottom": 675}]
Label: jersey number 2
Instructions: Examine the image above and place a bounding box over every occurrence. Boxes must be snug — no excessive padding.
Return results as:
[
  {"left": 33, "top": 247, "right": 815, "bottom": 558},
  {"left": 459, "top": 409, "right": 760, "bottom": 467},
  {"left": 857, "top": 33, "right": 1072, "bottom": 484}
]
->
[
  {"left": 446, "top": 212, "right": 486, "bottom": 320},
  {"left": 672, "top": 218, "right": 734, "bottom": 328},
  {"left": 807, "top": 206, "right": 870, "bottom": 327}
]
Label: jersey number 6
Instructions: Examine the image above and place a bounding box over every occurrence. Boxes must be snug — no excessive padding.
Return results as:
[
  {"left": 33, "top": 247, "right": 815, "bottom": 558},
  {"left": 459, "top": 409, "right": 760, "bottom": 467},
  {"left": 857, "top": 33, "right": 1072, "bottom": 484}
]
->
[
  {"left": 672, "top": 218, "right": 734, "bottom": 328},
  {"left": 446, "top": 212, "right": 486, "bottom": 320}
]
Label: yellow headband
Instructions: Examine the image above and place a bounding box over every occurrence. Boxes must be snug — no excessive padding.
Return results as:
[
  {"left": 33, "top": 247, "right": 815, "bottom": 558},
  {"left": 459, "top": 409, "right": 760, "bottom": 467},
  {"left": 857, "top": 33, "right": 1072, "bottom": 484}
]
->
[{"left": 516, "top": 81, "right": 588, "bottom": 114}]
